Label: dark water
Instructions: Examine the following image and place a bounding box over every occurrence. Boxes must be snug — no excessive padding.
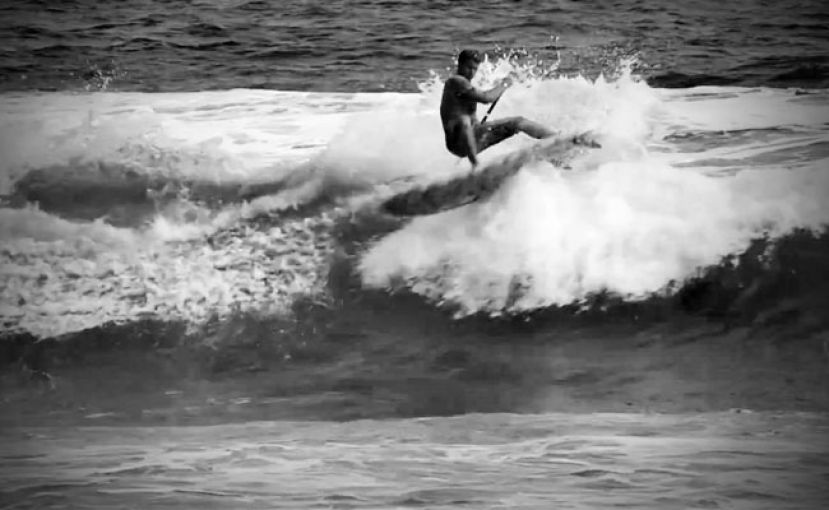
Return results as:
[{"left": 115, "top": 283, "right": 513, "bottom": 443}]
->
[{"left": 1, "top": 0, "right": 828, "bottom": 93}]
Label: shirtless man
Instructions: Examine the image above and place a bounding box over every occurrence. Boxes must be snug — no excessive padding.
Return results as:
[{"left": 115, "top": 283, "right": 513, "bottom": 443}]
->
[{"left": 440, "top": 49, "right": 555, "bottom": 167}]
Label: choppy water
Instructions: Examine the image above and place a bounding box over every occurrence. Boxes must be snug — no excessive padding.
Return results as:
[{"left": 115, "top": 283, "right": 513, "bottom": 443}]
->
[
  {"left": 1, "top": 1, "right": 829, "bottom": 509},
  {"left": 3, "top": 413, "right": 828, "bottom": 510},
  {"left": 1, "top": 0, "right": 827, "bottom": 92}
]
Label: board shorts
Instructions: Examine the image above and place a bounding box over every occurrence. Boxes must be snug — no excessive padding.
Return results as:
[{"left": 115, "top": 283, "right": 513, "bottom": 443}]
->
[
  {"left": 474, "top": 118, "right": 520, "bottom": 152},
  {"left": 445, "top": 117, "right": 520, "bottom": 158}
]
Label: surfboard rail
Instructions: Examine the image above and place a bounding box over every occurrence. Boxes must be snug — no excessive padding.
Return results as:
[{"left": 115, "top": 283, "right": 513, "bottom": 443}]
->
[{"left": 381, "top": 134, "right": 599, "bottom": 217}]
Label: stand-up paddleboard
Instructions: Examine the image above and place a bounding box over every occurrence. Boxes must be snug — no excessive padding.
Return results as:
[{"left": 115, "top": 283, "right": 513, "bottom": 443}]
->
[{"left": 382, "top": 134, "right": 600, "bottom": 217}]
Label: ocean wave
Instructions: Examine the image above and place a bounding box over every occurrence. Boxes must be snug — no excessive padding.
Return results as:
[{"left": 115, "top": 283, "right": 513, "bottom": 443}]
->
[
  {"left": 4, "top": 228, "right": 828, "bottom": 418},
  {"left": 358, "top": 161, "right": 829, "bottom": 315},
  {"left": 1, "top": 58, "right": 828, "bottom": 340}
]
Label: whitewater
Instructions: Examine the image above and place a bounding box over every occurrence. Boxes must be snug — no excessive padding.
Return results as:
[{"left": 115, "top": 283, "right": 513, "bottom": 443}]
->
[{"left": 1, "top": 60, "right": 828, "bottom": 338}]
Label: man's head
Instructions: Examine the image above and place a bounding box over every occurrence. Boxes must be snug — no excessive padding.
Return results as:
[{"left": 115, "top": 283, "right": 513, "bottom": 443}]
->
[{"left": 457, "top": 49, "right": 482, "bottom": 79}]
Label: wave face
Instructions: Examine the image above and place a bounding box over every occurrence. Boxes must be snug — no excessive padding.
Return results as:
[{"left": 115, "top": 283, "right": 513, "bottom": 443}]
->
[
  {"left": 358, "top": 77, "right": 829, "bottom": 317},
  {"left": 1, "top": 58, "right": 828, "bottom": 341}
]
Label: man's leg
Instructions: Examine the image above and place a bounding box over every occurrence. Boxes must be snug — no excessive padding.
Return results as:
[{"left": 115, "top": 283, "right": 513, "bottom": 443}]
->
[
  {"left": 476, "top": 116, "right": 556, "bottom": 153},
  {"left": 446, "top": 119, "right": 479, "bottom": 166},
  {"left": 462, "top": 120, "right": 479, "bottom": 166},
  {"left": 475, "top": 118, "right": 517, "bottom": 153},
  {"left": 515, "top": 117, "right": 555, "bottom": 139}
]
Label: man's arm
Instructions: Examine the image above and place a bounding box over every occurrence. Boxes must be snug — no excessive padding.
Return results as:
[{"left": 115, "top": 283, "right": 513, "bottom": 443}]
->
[{"left": 454, "top": 76, "right": 508, "bottom": 104}]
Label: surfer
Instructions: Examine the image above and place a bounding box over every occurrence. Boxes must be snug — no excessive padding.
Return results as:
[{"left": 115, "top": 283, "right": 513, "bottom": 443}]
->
[{"left": 441, "top": 49, "right": 556, "bottom": 167}]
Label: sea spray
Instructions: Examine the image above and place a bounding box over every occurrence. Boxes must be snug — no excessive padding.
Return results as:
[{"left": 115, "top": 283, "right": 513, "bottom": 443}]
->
[{"left": 357, "top": 64, "right": 829, "bottom": 316}]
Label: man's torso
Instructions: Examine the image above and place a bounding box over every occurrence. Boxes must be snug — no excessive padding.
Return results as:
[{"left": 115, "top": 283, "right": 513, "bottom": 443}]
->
[{"left": 440, "top": 75, "right": 478, "bottom": 130}]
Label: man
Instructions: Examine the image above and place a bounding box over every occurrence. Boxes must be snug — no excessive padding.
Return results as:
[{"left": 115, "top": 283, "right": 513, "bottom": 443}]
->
[{"left": 440, "top": 49, "right": 556, "bottom": 167}]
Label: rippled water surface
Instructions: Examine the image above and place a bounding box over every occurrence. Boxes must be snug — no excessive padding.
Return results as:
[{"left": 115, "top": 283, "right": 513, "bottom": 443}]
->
[
  {"left": 1, "top": 0, "right": 827, "bottom": 92},
  {"left": 3, "top": 412, "right": 828, "bottom": 509}
]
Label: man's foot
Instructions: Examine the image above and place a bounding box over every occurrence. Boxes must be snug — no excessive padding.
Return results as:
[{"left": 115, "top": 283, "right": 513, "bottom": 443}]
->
[{"left": 572, "top": 131, "right": 602, "bottom": 148}]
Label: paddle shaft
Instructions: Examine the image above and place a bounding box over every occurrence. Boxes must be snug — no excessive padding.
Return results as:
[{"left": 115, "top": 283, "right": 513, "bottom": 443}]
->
[{"left": 481, "top": 95, "right": 500, "bottom": 123}]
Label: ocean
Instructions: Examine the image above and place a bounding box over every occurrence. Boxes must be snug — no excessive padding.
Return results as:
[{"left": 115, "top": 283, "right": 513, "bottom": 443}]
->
[{"left": 1, "top": 0, "right": 828, "bottom": 508}]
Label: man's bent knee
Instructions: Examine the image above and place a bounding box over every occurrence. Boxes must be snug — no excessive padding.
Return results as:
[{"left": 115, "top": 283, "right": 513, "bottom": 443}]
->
[
  {"left": 450, "top": 147, "right": 469, "bottom": 158},
  {"left": 497, "top": 116, "right": 523, "bottom": 133},
  {"left": 516, "top": 117, "right": 555, "bottom": 139}
]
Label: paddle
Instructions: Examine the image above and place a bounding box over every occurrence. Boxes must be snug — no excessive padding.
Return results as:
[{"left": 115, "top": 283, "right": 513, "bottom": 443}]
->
[
  {"left": 481, "top": 88, "right": 504, "bottom": 124},
  {"left": 481, "top": 74, "right": 515, "bottom": 123},
  {"left": 457, "top": 84, "right": 508, "bottom": 168}
]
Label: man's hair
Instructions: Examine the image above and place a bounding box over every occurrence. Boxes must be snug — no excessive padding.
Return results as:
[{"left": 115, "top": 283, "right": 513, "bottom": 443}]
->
[{"left": 458, "top": 49, "right": 482, "bottom": 66}]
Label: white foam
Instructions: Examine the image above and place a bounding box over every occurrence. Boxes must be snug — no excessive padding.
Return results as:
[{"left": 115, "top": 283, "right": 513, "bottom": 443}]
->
[
  {"left": 358, "top": 77, "right": 829, "bottom": 315},
  {"left": 0, "top": 89, "right": 417, "bottom": 194},
  {"left": 361, "top": 157, "right": 829, "bottom": 315},
  {"left": 0, "top": 205, "right": 339, "bottom": 337}
]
